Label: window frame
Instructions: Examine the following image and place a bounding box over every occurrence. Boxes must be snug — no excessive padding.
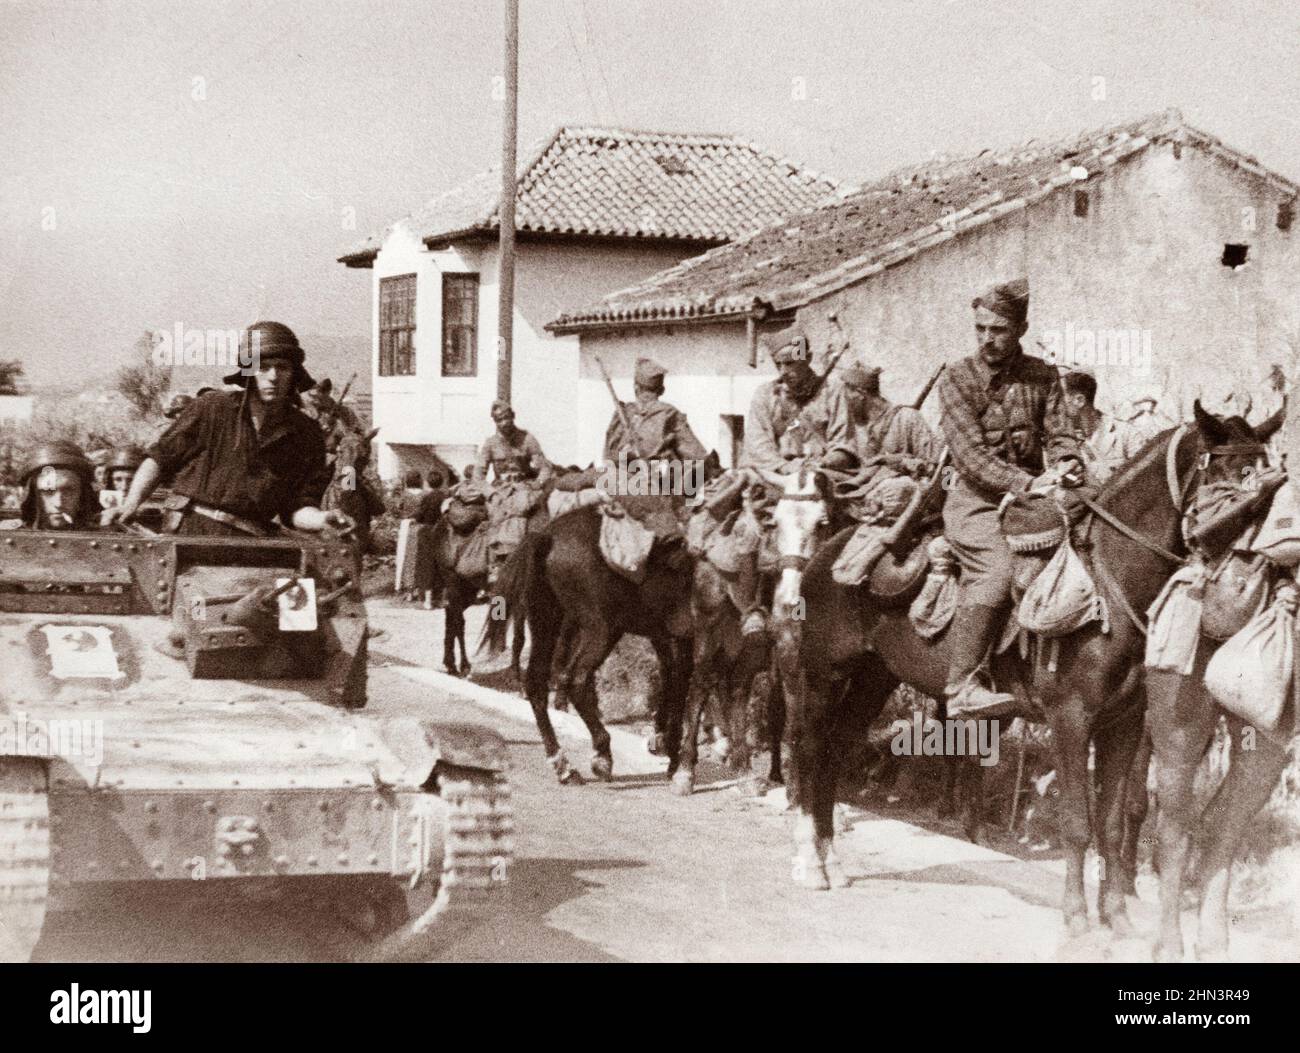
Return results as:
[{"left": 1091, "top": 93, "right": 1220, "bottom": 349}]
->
[
  {"left": 378, "top": 273, "right": 417, "bottom": 377},
  {"left": 440, "top": 272, "right": 480, "bottom": 378}
]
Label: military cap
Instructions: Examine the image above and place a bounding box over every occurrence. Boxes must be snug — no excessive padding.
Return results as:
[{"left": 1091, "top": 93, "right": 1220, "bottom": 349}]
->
[
  {"left": 490, "top": 399, "right": 514, "bottom": 418},
  {"left": 972, "top": 277, "right": 1030, "bottom": 326},
  {"left": 223, "top": 320, "right": 316, "bottom": 392},
  {"left": 634, "top": 358, "right": 668, "bottom": 387},
  {"left": 840, "top": 363, "right": 882, "bottom": 394},
  {"left": 107, "top": 445, "right": 147, "bottom": 472},
  {"left": 769, "top": 332, "right": 810, "bottom": 365}
]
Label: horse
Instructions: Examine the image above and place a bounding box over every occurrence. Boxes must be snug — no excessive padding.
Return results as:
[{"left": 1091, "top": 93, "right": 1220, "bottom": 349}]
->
[
  {"left": 323, "top": 427, "right": 383, "bottom": 552},
  {"left": 482, "top": 500, "right": 697, "bottom": 785},
  {"left": 770, "top": 405, "right": 1264, "bottom": 942},
  {"left": 426, "top": 515, "right": 524, "bottom": 682},
  {"left": 1145, "top": 406, "right": 1287, "bottom": 961},
  {"left": 671, "top": 555, "right": 782, "bottom": 796}
]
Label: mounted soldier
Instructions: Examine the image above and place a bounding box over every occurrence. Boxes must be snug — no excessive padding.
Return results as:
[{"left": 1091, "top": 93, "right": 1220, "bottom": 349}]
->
[
  {"left": 102, "top": 321, "right": 350, "bottom": 537},
  {"left": 475, "top": 400, "right": 553, "bottom": 583},
  {"left": 841, "top": 361, "right": 940, "bottom": 517},
  {"left": 732, "top": 328, "right": 856, "bottom": 634},
  {"left": 14, "top": 441, "right": 99, "bottom": 531},
  {"left": 603, "top": 357, "right": 707, "bottom": 483},
  {"left": 936, "top": 278, "right": 1083, "bottom": 718}
]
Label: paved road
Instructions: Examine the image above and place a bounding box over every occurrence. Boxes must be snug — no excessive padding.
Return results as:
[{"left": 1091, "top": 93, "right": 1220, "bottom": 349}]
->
[{"left": 34, "top": 602, "right": 1296, "bottom": 963}]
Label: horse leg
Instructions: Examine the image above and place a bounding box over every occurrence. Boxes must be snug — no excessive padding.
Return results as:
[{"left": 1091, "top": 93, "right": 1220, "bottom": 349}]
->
[
  {"left": 509, "top": 609, "right": 526, "bottom": 687},
  {"left": 552, "top": 614, "right": 576, "bottom": 711},
  {"left": 672, "top": 631, "right": 718, "bottom": 796},
  {"left": 455, "top": 583, "right": 472, "bottom": 676},
  {"left": 958, "top": 757, "right": 986, "bottom": 846},
  {"left": 731, "top": 643, "right": 769, "bottom": 796},
  {"left": 1193, "top": 718, "right": 1288, "bottom": 961},
  {"left": 1147, "top": 670, "right": 1215, "bottom": 961},
  {"left": 565, "top": 621, "right": 619, "bottom": 781},
  {"left": 1093, "top": 698, "right": 1145, "bottom": 937},
  {"left": 792, "top": 670, "right": 839, "bottom": 890},
  {"left": 441, "top": 583, "right": 462, "bottom": 675},
  {"left": 1119, "top": 723, "right": 1154, "bottom": 895},
  {"left": 522, "top": 606, "right": 582, "bottom": 785},
  {"left": 1047, "top": 696, "right": 1093, "bottom": 938}
]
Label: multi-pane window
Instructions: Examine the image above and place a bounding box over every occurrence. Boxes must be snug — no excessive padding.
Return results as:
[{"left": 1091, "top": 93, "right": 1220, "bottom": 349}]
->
[
  {"left": 441, "top": 274, "right": 479, "bottom": 377},
  {"left": 379, "top": 274, "right": 416, "bottom": 376}
]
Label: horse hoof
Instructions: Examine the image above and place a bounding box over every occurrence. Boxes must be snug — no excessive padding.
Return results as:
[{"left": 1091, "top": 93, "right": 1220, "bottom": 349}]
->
[
  {"left": 825, "top": 863, "right": 850, "bottom": 890},
  {"left": 1065, "top": 913, "right": 1089, "bottom": 939},
  {"left": 591, "top": 755, "right": 613, "bottom": 781},
  {"left": 670, "top": 770, "right": 695, "bottom": 796},
  {"left": 1152, "top": 940, "right": 1184, "bottom": 963},
  {"left": 737, "top": 775, "right": 769, "bottom": 798},
  {"left": 459, "top": 664, "right": 472, "bottom": 678},
  {"left": 549, "top": 753, "right": 584, "bottom": 785},
  {"left": 1102, "top": 911, "right": 1137, "bottom": 940},
  {"left": 794, "top": 865, "right": 831, "bottom": 892}
]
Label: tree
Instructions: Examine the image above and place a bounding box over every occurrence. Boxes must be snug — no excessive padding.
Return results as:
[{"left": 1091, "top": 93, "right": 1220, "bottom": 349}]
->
[
  {"left": 0, "top": 360, "right": 24, "bottom": 396},
  {"left": 115, "top": 331, "right": 169, "bottom": 421}
]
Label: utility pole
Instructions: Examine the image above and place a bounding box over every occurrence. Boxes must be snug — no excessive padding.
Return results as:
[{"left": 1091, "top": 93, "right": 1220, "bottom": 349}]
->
[{"left": 496, "top": 0, "right": 518, "bottom": 404}]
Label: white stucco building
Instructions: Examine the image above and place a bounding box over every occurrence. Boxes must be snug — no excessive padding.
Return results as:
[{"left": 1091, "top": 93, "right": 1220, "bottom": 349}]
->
[
  {"left": 551, "top": 109, "right": 1300, "bottom": 457},
  {"left": 338, "top": 126, "right": 836, "bottom": 480}
]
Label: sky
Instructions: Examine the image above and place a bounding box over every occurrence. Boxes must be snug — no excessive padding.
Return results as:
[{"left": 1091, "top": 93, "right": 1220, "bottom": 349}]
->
[{"left": 3, "top": 0, "right": 1299, "bottom": 390}]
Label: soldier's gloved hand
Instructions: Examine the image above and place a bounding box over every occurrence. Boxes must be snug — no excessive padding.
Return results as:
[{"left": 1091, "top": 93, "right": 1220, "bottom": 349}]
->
[{"left": 100, "top": 504, "right": 133, "bottom": 528}]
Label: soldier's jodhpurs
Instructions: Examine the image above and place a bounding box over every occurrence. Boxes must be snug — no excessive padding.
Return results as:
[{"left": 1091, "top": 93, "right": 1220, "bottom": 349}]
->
[{"left": 941, "top": 475, "right": 1014, "bottom": 689}]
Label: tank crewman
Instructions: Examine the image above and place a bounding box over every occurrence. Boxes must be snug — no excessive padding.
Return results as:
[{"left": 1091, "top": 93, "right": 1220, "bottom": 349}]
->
[
  {"left": 14, "top": 441, "right": 99, "bottom": 530},
  {"left": 733, "top": 330, "right": 856, "bottom": 634},
  {"left": 107, "top": 445, "right": 147, "bottom": 494},
  {"left": 937, "top": 278, "right": 1083, "bottom": 718},
  {"left": 102, "top": 321, "right": 349, "bottom": 537}
]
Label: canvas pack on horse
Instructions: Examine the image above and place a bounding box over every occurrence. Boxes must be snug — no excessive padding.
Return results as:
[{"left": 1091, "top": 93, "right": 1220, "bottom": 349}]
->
[
  {"left": 1142, "top": 402, "right": 1289, "bottom": 962},
  {"left": 323, "top": 426, "right": 383, "bottom": 551},
  {"left": 482, "top": 496, "right": 698, "bottom": 785},
  {"left": 770, "top": 404, "right": 1269, "bottom": 943}
]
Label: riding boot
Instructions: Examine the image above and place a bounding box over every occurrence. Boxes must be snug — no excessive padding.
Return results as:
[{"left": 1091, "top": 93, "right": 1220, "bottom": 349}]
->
[
  {"left": 735, "top": 552, "right": 767, "bottom": 636},
  {"left": 944, "top": 603, "right": 1017, "bottom": 719}
]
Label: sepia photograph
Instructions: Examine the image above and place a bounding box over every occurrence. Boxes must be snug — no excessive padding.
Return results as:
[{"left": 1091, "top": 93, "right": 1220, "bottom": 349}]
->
[{"left": 1, "top": 0, "right": 1298, "bottom": 1025}]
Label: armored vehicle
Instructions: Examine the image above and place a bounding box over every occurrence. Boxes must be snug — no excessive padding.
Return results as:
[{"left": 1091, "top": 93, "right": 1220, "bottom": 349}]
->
[{"left": 0, "top": 526, "right": 512, "bottom": 962}]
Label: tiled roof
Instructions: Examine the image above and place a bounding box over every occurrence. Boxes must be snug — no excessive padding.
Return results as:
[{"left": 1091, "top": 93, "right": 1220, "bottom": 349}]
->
[
  {"left": 549, "top": 109, "right": 1299, "bottom": 331},
  {"left": 338, "top": 127, "right": 838, "bottom": 266}
]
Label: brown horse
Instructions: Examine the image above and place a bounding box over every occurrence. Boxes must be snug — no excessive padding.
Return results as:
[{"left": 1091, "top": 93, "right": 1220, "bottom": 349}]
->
[
  {"left": 482, "top": 501, "right": 696, "bottom": 784},
  {"left": 1146, "top": 407, "right": 1286, "bottom": 962},
  {"left": 323, "top": 427, "right": 383, "bottom": 551},
  {"left": 771, "top": 407, "right": 1264, "bottom": 940}
]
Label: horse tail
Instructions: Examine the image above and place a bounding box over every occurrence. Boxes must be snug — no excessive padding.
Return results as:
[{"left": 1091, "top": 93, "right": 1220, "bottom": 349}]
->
[{"left": 481, "top": 530, "right": 552, "bottom": 656}]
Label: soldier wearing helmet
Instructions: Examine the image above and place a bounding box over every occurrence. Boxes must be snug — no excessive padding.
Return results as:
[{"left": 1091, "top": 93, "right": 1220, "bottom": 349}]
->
[
  {"left": 106, "top": 445, "right": 147, "bottom": 494},
  {"left": 103, "top": 321, "right": 351, "bottom": 537},
  {"left": 17, "top": 441, "right": 98, "bottom": 530}
]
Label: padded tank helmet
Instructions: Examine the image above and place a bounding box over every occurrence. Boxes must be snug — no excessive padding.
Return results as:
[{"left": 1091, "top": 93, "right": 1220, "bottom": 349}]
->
[
  {"left": 107, "top": 445, "right": 147, "bottom": 473},
  {"left": 20, "top": 440, "right": 97, "bottom": 528}
]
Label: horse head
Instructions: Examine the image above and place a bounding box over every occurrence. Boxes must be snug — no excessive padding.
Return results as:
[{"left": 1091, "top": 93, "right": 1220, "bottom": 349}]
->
[
  {"left": 1190, "top": 399, "right": 1271, "bottom": 489},
  {"left": 766, "top": 464, "right": 832, "bottom": 617}
]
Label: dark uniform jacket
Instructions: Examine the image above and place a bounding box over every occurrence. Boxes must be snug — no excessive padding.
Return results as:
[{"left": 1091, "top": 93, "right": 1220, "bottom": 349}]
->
[{"left": 148, "top": 390, "right": 330, "bottom": 529}]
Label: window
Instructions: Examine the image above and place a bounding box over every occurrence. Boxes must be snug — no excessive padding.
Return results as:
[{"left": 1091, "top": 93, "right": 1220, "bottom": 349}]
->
[
  {"left": 441, "top": 273, "right": 479, "bottom": 377},
  {"left": 378, "top": 274, "right": 416, "bottom": 376}
]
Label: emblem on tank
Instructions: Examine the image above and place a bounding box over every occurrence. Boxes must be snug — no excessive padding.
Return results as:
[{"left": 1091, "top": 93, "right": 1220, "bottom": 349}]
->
[{"left": 40, "top": 625, "right": 123, "bottom": 679}]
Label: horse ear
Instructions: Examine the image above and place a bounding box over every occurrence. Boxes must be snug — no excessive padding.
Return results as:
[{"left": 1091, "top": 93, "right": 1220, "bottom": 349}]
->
[
  {"left": 1254, "top": 402, "right": 1286, "bottom": 441},
  {"left": 1192, "top": 399, "right": 1229, "bottom": 446},
  {"left": 365, "top": 427, "right": 380, "bottom": 442}
]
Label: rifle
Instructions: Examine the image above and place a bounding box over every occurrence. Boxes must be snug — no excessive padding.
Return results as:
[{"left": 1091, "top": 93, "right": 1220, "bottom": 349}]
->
[
  {"left": 594, "top": 356, "right": 646, "bottom": 462},
  {"left": 322, "top": 372, "right": 358, "bottom": 434},
  {"left": 911, "top": 363, "right": 945, "bottom": 410},
  {"left": 882, "top": 446, "right": 951, "bottom": 557}
]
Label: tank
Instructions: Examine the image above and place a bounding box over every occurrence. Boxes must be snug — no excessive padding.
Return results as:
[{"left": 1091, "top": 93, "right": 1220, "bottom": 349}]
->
[{"left": 0, "top": 526, "right": 513, "bottom": 962}]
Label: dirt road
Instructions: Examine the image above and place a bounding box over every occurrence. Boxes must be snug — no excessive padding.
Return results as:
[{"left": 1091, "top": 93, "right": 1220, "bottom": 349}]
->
[{"left": 33, "top": 602, "right": 1296, "bottom": 963}]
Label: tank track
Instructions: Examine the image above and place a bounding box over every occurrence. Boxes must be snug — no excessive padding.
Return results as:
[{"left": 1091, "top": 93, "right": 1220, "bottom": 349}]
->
[
  {"left": 0, "top": 759, "right": 49, "bottom": 963},
  {"left": 366, "top": 763, "right": 513, "bottom": 960}
]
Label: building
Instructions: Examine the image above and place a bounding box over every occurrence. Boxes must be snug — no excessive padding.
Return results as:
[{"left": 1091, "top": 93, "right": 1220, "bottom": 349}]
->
[
  {"left": 550, "top": 109, "right": 1300, "bottom": 459},
  {"left": 338, "top": 126, "right": 836, "bottom": 480}
]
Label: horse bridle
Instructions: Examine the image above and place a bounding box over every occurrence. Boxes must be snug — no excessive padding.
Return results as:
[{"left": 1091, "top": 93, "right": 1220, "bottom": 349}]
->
[{"left": 1081, "top": 424, "right": 1269, "bottom": 635}]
